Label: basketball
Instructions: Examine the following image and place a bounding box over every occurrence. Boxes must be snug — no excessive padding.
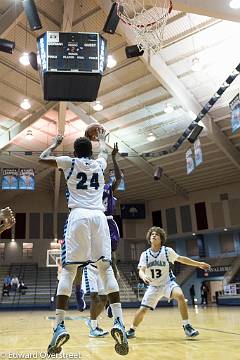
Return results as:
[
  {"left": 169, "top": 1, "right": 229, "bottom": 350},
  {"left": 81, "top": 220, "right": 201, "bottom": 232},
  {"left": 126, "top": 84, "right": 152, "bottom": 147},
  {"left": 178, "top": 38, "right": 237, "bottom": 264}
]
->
[{"left": 85, "top": 123, "right": 105, "bottom": 141}]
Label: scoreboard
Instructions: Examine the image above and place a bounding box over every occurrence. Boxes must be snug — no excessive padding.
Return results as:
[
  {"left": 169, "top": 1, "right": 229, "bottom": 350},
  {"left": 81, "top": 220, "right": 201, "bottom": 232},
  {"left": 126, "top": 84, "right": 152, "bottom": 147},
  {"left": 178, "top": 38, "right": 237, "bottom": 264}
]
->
[{"left": 37, "top": 32, "right": 107, "bottom": 101}]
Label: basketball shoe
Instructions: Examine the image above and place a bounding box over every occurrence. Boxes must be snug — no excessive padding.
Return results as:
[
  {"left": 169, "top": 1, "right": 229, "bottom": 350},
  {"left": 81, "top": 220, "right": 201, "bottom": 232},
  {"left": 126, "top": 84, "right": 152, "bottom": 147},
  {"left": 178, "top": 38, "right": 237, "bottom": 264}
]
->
[
  {"left": 86, "top": 319, "right": 109, "bottom": 337},
  {"left": 111, "top": 317, "right": 129, "bottom": 355},
  {"left": 183, "top": 324, "right": 199, "bottom": 337},
  {"left": 126, "top": 328, "right": 136, "bottom": 339},
  {"left": 47, "top": 321, "right": 70, "bottom": 355}
]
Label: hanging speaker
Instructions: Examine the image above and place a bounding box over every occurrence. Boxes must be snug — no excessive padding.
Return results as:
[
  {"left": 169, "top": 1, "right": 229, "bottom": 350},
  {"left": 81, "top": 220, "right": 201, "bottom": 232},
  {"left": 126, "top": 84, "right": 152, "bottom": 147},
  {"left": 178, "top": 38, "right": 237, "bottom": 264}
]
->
[
  {"left": 0, "top": 39, "right": 15, "bottom": 54},
  {"left": 154, "top": 166, "right": 163, "bottom": 180},
  {"left": 125, "top": 45, "right": 144, "bottom": 58},
  {"left": 23, "top": 0, "right": 42, "bottom": 31},
  {"left": 29, "top": 52, "right": 38, "bottom": 71},
  {"left": 187, "top": 124, "right": 203, "bottom": 144},
  {"left": 103, "top": 2, "right": 121, "bottom": 34}
]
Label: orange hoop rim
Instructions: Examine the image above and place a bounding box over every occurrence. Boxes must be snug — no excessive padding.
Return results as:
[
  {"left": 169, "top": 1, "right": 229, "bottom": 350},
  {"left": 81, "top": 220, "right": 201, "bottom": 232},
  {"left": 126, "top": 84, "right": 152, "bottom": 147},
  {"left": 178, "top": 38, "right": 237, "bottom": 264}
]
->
[{"left": 116, "top": 0, "right": 173, "bottom": 29}]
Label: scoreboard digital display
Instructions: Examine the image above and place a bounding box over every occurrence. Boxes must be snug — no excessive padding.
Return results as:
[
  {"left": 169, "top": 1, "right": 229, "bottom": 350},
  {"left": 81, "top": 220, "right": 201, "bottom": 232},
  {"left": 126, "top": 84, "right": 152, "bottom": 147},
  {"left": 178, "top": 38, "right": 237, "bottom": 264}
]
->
[
  {"left": 37, "top": 31, "right": 107, "bottom": 101},
  {"left": 38, "top": 31, "right": 106, "bottom": 73}
]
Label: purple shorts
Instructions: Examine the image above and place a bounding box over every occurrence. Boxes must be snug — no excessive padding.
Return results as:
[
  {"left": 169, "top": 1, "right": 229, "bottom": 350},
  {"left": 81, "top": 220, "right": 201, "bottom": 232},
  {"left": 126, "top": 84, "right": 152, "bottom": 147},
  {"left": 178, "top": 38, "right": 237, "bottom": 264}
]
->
[{"left": 107, "top": 218, "right": 120, "bottom": 252}]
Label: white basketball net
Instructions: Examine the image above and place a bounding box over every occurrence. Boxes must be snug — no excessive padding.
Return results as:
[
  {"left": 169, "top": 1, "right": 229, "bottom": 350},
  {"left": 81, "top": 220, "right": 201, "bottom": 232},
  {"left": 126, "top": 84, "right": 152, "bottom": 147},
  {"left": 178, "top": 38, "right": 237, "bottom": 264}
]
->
[{"left": 117, "top": 0, "right": 172, "bottom": 54}]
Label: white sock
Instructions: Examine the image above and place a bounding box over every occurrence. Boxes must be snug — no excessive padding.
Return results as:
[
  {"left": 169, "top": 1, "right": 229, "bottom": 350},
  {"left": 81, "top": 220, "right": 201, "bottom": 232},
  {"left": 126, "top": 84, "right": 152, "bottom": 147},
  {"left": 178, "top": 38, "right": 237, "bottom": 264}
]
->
[
  {"left": 55, "top": 309, "right": 66, "bottom": 329},
  {"left": 111, "top": 302, "right": 123, "bottom": 323},
  {"left": 90, "top": 320, "right": 97, "bottom": 330},
  {"left": 182, "top": 320, "right": 189, "bottom": 326},
  {"left": 130, "top": 325, "right": 136, "bottom": 330}
]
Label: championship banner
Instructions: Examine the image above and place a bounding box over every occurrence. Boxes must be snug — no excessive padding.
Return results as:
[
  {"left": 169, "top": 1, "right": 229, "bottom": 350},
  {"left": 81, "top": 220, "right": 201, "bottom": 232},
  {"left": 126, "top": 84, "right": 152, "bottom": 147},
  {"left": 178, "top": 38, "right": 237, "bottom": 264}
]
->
[
  {"left": 186, "top": 148, "right": 195, "bottom": 174},
  {"left": 109, "top": 169, "right": 125, "bottom": 191},
  {"left": 1, "top": 168, "right": 19, "bottom": 190},
  {"left": 229, "top": 93, "right": 240, "bottom": 134},
  {"left": 194, "top": 139, "right": 203, "bottom": 167},
  {"left": 19, "top": 168, "right": 35, "bottom": 190}
]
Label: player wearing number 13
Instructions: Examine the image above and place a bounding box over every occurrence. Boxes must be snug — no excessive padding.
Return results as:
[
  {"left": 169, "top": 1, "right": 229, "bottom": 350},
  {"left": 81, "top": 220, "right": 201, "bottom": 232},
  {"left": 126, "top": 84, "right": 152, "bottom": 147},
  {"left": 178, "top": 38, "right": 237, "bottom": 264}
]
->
[{"left": 126, "top": 226, "right": 211, "bottom": 339}]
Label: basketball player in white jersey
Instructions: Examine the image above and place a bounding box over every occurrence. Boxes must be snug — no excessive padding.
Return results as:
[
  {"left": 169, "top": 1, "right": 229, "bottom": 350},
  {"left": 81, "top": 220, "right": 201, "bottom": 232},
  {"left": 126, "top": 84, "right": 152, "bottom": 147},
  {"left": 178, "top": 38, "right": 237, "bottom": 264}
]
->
[
  {"left": 39, "top": 132, "right": 128, "bottom": 356},
  {"left": 126, "top": 226, "right": 211, "bottom": 339}
]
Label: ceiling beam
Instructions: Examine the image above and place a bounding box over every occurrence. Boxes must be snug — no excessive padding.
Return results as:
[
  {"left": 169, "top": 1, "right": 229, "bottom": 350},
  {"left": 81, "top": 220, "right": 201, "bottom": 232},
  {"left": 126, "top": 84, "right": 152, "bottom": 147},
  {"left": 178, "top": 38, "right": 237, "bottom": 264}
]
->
[
  {"left": 97, "top": 0, "right": 240, "bottom": 171},
  {"left": 0, "top": 102, "right": 57, "bottom": 151},
  {"left": 0, "top": 2, "right": 24, "bottom": 36},
  {"left": 173, "top": 0, "right": 240, "bottom": 23},
  {"left": 68, "top": 102, "right": 188, "bottom": 199}
]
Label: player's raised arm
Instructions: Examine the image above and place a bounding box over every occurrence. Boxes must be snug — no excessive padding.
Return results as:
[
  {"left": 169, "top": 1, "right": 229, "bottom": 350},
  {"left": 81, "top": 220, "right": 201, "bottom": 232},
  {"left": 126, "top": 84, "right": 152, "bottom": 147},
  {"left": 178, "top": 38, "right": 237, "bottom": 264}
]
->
[
  {"left": 111, "top": 143, "right": 122, "bottom": 194},
  {"left": 39, "top": 135, "right": 64, "bottom": 167},
  {"left": 97, "top": 128, "right": 108, "bottom": 162}
]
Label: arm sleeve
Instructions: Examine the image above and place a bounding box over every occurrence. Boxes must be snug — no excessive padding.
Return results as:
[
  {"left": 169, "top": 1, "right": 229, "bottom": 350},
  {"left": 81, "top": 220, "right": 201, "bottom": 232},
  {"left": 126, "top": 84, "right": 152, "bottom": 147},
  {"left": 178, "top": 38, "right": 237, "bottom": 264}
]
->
[
  {"left": 96, "top": 157, "right": 107, "bottom": 171},
  {"left": 166, "top": 247, "right": 179, "bottom": 263},
  {"left": 56, "top": 156, "right": 72, "bottom": 171},
  {"left": 138, "top": 252, "right": 147, "bottom": 268}
]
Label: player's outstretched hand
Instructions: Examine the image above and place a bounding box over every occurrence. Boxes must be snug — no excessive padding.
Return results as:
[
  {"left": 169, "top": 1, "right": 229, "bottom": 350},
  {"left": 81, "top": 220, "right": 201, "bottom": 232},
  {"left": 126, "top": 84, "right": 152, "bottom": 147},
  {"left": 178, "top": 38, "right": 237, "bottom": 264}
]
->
[
  {"left": 0, "top": 207, "right": 14, "bottom": 220},
  {"left": 4, "top": 216, "right": 15, "bottom": 230},
  {"left": 112, "top": 143, "right": 119, "bottom": 157},
  {"left": 53, "top": 134, "right": 64, "bottom": 147},
  {"left": 198, "top": 262, "right": 211, "bottom": 271},
  {"left": 97, "top": 127, "right": 106, "bottom": 142},
  {"left": 141, "top": 274, "right": 152, "bottom": 285}
]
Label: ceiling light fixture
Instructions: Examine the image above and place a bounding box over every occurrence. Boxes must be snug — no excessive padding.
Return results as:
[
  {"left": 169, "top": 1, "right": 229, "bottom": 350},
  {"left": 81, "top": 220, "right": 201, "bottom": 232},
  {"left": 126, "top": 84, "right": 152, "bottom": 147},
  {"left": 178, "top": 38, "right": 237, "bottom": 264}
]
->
[
  {"left": 20, "top": 98, "right": 31, "bottom": 110},
  {"left": 107, "top": 55, "right": 117, "bottom": 68},
  {"left": 164, "top": 103, "right": 174, "bottom": 114},
  {"left": 147, "top": 133, "right": 156, "bottom": 142},
  {"left": 229, "top": 0, "right": 240, "bottom": 9},
  {"left": 19, "top": 52, "right": 30, "bottom": 66},
  {"left": 191, "top": 57, "right": 202, "bottom": 72},
  {"left": 93, "top": 100, "right": 103, "bottom": 111},
  {"left": 25, "top": 129, "right": 34, "bottom": 140}
]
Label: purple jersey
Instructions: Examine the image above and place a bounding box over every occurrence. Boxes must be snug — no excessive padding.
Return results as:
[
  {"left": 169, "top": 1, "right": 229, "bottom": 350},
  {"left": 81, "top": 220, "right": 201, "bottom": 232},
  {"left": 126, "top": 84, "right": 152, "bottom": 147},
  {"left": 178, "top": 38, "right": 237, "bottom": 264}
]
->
[
  {"left": 103, "top": 182, "right": 120, "bottom": 251},
  {"left": 103, "top": 183, "right": 116, "bottom": 216}
]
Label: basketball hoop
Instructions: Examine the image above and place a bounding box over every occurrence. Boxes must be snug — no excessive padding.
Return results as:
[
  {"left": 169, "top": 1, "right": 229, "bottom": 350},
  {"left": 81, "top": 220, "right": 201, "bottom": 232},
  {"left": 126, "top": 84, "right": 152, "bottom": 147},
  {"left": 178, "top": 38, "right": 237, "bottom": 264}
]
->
[
  {"left": 46, "top": 249, "right": 61, "bottom": 267},
  {"left": 117, "top": 0, "right": 172, "bottom": 54}
]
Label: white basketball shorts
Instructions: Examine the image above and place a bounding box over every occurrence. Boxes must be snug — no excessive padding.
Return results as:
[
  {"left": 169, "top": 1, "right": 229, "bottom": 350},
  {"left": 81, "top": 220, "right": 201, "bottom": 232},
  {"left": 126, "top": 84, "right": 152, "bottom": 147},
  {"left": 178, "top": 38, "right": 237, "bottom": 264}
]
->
[
  {"left": 141, "top": 280, "right": 179, "bottom": 310},
  {"left": 82, "top": 264, "right": 106, "bottom": 295},
  {"left": 62, "top": 208, "right": 111, "bottom": 265}
]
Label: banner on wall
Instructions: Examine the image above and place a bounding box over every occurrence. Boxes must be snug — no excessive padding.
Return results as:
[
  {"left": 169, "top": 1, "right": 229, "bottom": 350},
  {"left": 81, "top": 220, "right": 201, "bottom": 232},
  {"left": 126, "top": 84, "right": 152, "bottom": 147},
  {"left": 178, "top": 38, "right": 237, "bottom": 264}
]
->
[
  {"left": 186, "top": 148, "right": 195, "bottom": 174},
  {"left": 224, "top": 283, "right": 237, "bottom": 295},
  {"left": 109, "top": 169, "right": 125, "bottom": 191},
  {"left": 194, "top": 139, "right": 203, "bottom": 167},
  {"left": 229, "top": 93, "right": 240, "bottom": 134},
  {"left": 1, "top": 168, "right": 19, "bottom": 190},
  {"left": 120, "top": 204, "right": 145, "bottom": 219},
  {"left": 19, "top": 168, "right": 35, "bottom": 190}
]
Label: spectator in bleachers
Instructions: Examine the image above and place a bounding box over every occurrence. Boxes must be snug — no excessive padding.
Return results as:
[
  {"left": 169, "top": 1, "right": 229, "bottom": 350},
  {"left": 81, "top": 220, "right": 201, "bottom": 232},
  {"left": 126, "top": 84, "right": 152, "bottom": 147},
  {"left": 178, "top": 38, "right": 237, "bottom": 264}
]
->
[
  {"left": 200, "top": 281, "right": 209, "bottom": 305},
  {"left": 3, "top": 274, "right": 12, "bottom": 288},
  {"left": 18, "top": 279, "right": 27, "bottom": 295},
  {"left": 11, "top": 276, "right": 19, "bottom": 292},
  {"left": 2, "top": 283, "right": 10, "bottom": 296}
]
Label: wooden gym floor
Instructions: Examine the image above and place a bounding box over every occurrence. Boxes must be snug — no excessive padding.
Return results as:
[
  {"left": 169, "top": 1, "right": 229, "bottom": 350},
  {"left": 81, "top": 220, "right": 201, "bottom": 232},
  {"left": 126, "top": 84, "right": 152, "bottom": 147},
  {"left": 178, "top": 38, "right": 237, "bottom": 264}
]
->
[{"left": 0, "top": 306, "right": 239, "bottom": 359}]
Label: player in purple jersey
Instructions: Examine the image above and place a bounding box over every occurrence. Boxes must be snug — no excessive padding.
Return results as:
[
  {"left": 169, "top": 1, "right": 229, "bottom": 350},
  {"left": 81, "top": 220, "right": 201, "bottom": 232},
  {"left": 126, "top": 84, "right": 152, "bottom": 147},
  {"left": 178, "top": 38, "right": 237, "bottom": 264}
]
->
[
  {"left": 103, "top": 143, "right": 122, "bottom": 276},
  {"left": 76, "top": 143, "right": 123, "bottom": 336}
]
